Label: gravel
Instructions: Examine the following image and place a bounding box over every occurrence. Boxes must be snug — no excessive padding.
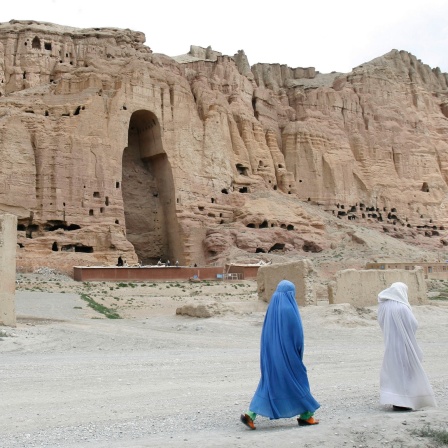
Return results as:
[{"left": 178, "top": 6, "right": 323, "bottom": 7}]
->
[{"left": 0, "top": 288, "right": 446, "bottom": 447}]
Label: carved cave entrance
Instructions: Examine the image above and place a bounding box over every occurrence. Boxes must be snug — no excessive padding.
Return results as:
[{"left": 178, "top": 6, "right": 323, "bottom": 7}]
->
[{"left": 122, "top": 110, "right": 178, "bottom": 264}]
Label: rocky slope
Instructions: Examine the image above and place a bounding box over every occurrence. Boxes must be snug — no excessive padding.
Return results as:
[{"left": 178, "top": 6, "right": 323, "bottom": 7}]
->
[{"left": 1, "top": 20, "right": 447, "bottom": 274}]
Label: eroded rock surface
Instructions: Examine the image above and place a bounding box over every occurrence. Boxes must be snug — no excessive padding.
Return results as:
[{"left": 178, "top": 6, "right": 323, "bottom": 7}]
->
[{"left": 1, "top": 20, "right": 448, "bottom": 273}]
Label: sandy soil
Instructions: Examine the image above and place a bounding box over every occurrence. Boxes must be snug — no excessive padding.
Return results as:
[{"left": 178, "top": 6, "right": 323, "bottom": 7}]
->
[{"left": 0, "top": 273, "right": 447, "bottom": 448}]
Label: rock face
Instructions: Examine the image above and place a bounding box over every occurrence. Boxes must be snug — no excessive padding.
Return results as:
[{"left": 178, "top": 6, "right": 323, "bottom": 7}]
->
[{"left": 1, "top": 20, "right": 448, "bottom": 273}]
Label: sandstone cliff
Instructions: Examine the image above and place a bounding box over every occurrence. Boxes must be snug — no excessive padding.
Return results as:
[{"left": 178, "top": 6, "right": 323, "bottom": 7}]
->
[{"left": 1, "top": 20, "right": 447, "bottom": 274}]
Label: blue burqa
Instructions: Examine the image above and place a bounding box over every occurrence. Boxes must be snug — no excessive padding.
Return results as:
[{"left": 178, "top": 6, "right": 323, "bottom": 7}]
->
[{"left": 249, "top": 280, "right": 320, "bottom": 419}]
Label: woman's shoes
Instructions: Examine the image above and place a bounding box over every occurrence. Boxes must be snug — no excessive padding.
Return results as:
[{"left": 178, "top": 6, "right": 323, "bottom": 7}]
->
[
  {"left": 240, "top": 413, "right": 256, "bottom": 430},
  {"left": 392, "top": 405, "right": 412, "bottom": 412},
  {"left": 298, "top": 417, "right": 320, "bottom": 426}
]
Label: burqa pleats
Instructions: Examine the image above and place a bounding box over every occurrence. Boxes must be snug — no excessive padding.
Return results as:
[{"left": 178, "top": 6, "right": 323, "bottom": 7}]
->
[
  {"left": 378, "top": 283, "right": 436, "bottom": 409},
  {"left": 249, "top": 280, "right": 320, "bottom": 419}
]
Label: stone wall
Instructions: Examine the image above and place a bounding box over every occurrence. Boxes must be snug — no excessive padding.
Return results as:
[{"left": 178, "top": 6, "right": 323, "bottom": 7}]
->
[
  {"left": 0, "top": 213, "right": 17, "bottom": 326},
  {"left": 328, "top": 268, "right": 427, "bottom": 307},
  {"left": 257, "top": 259, "right": 316, "bottom": 306}
]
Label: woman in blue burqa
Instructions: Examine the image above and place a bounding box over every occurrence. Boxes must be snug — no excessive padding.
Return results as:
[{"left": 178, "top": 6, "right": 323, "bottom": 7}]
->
[{"left": 241, "top": 280, "right": 320, "bottom": 429}]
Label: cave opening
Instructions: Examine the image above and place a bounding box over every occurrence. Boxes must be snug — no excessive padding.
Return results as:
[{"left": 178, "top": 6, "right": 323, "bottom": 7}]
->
[
  {"left": 122, "top": 110, "right": 179, "bottom": 265},
  {"left": 269, "top": 243, "right": 285, "bottom": 253},
  {"left": 236, "top": 164, "right": 248, "bottom": 176}
]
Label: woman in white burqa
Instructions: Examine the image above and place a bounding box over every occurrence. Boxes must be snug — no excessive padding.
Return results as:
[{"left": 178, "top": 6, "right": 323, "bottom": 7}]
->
[{"left": 378, "top": 282, "right": 436, "bottom": 411}]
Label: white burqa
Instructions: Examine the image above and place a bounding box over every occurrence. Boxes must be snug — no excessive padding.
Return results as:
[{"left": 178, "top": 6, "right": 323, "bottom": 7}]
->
[{"left": 377, "top": 282, "right": 436, "bottom": 409}]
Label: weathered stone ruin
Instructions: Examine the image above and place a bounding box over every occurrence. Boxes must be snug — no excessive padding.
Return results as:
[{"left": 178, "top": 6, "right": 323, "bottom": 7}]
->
[
  {"left": 328, "top": 268, "right": 427, "bottom": 307},
  {"left": 0, "top": 213, "right": 17, "bottom": 326},
  {"left": 257, "top": 260, "right": 316, "bottom": 306},
  {"left": 0, "top": 20, "right": 448, "bottom": 273}
]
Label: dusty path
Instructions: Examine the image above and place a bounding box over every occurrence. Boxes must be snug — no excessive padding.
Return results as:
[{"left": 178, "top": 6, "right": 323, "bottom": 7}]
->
[{"left": 0, "top": 284, "right": 447, "bottom": 447}]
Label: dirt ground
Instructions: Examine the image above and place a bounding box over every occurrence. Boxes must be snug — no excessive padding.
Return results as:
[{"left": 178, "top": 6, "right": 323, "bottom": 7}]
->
[{"left": 0, "top": 273, "right": 447, "bottom": 448}]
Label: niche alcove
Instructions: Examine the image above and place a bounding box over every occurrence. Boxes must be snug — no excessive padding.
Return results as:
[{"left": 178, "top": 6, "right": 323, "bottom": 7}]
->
[{"left": 122, "top": 110, "right": 179, "bottom": 264}]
